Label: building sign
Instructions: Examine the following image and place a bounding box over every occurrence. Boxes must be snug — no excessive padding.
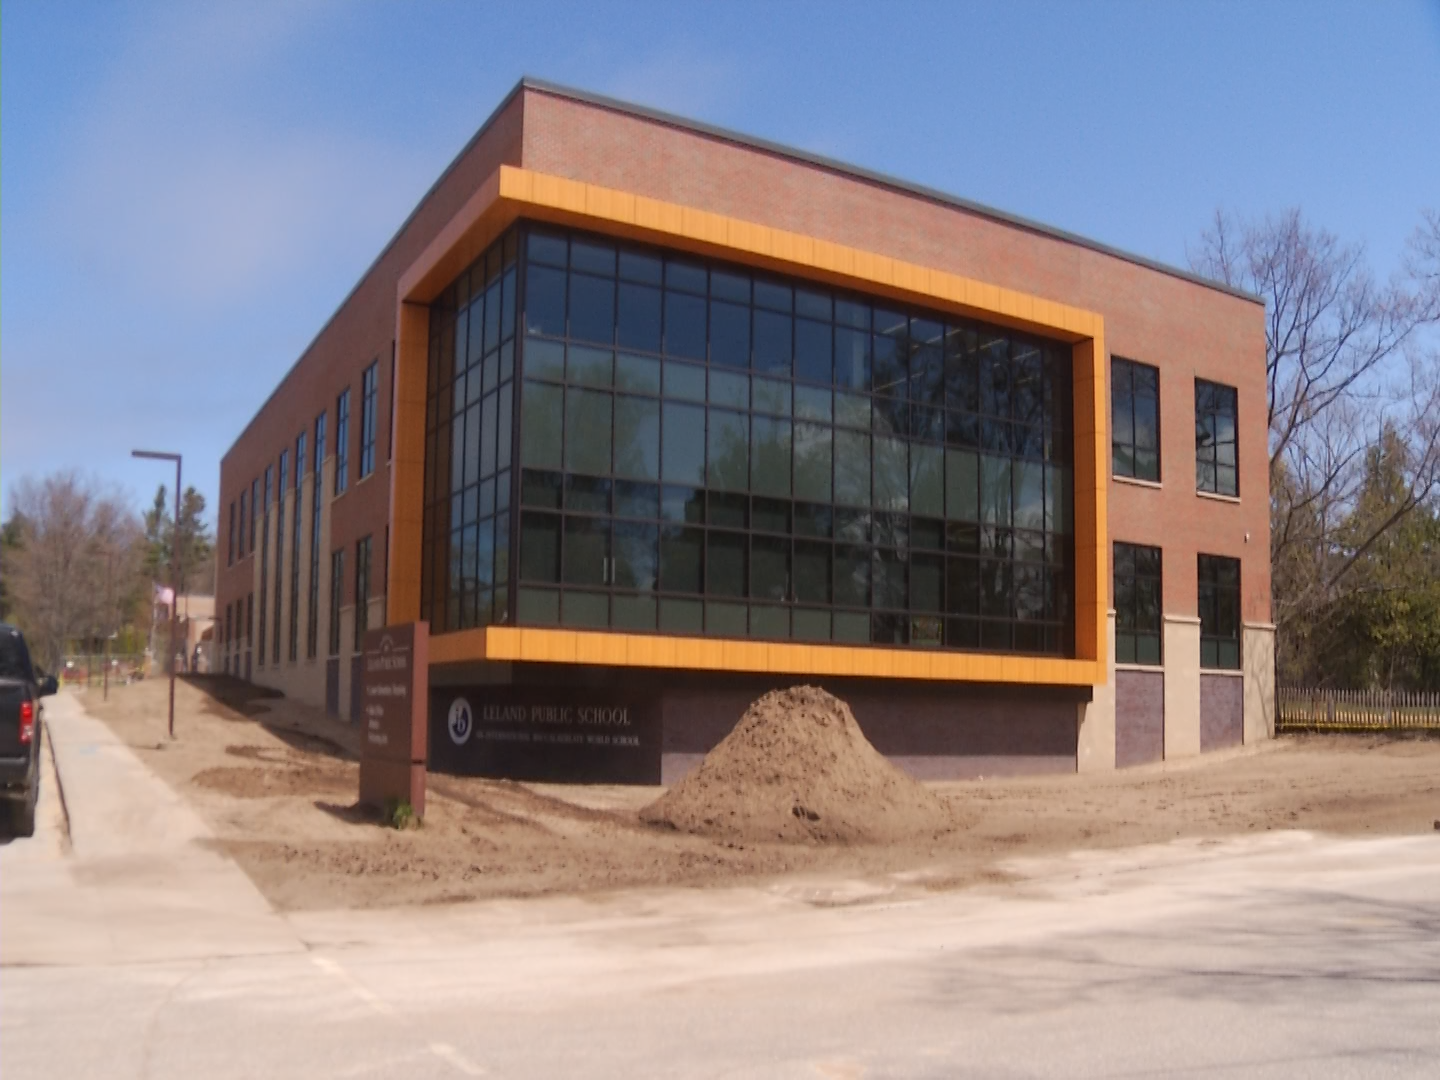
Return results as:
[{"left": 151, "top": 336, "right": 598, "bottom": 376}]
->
[
  {"left": 358, "top": 623, "right": 429, "bottom": 816},
  {"left": 429, "top": 688, "right": 660, "bottom": 784}
]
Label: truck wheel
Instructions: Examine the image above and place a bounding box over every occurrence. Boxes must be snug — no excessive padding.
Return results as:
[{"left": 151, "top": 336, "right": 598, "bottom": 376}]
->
[{"left": 10, "top": 789, "right": 36, "bottom": 838}]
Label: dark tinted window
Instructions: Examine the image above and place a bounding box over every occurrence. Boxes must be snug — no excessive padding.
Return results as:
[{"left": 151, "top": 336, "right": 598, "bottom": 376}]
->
[
  {"left": 1198, "top": 553, "right": 1241, "bottom": 669},
  {"left": 1112, "top": 358, "right": 1160, "bottom": 482},
  {"left": 1114, "top": 542, "right": 1162, "bottom": 665},
  {"left": 1195, "top": 379, "right": 1238, "bottom": 496}
]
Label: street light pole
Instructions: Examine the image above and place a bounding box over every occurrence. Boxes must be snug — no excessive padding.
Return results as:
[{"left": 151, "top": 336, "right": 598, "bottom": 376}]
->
[{"left": 133, "top": 449, "right": 182, "bottom": 740}]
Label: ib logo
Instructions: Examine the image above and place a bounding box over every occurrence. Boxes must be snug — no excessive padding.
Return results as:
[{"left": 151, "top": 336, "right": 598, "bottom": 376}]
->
[{"left": 447, "top": 697, "right": 474, "bottom": 746}]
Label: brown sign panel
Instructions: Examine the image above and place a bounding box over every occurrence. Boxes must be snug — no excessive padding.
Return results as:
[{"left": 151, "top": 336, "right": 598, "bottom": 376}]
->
[{"left": 358, "top": 623, "right": 429, "bottom": 816}]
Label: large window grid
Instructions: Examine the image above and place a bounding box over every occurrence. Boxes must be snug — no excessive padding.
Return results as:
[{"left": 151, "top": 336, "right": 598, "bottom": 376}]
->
[
  {"left": 1113, "top": 542, "right": 1162, "bottom": 665},
  {"left": 1195, "top": 379, "right": 1238, "bottom": 497},
  {"left": 485, "top": 224, "right": 1076, "bottom": 656},
  {"left": 1198, "top": 553, "right": 1241, "bottom": 670},
  {"left": 1112, "top": 357, "right": 1159, "bottom": 482},
  {"left": 360, "top": 361, "right": 378, "bottom": 479},
  {"left": 420, "top": 229, "right": 518, "bottom": 632}
]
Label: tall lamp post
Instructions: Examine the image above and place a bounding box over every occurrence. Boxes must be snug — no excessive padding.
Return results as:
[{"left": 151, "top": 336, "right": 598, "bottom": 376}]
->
[{"left": 132, "top": 449, "right": 182, "bottom": 740}]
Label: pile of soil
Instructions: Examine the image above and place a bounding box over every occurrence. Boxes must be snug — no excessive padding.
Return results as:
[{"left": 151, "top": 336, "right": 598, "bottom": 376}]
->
[{"left": 641, "top": 686, "right": 953, "bottom": 844}]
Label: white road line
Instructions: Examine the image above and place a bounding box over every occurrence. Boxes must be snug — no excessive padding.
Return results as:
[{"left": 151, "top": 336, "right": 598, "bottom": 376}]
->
[
  {"left": 310, "top": 955, "right": 396, "bottom": 1016},
  {"left": 429, "top": 1041, "right": 486, "bottom": 1076}
]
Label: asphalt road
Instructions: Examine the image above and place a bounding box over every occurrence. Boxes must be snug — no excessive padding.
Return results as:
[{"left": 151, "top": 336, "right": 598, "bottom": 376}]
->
[{"left": 3, "top": 693, "right": 1438, "bottom": 1078}]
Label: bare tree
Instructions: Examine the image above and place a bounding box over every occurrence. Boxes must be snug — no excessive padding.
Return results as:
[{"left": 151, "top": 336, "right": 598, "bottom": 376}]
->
[
  {"left": 3, "top": 472, "right": 143, "bottom": 669},
  {"left": 1190, "top": 209, "right": 1440, "bottom": 676}
]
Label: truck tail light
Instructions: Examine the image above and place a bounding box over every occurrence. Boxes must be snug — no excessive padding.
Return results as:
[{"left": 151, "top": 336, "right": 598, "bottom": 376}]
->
[{"left": 19, "top": 700, "right": 34, "bottom": 745}]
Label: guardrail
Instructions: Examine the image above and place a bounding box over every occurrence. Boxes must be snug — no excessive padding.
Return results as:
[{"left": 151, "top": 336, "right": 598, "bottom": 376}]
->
[{"left": 1278, "top": 687, "right": 1440, "bottom": 732}]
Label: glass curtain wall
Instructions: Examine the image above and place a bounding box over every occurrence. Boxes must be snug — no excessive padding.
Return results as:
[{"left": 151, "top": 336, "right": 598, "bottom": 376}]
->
[
  {"left": 493, "top": 224, "right": 1076, "bottom": 656},
  {"left": 421, "top": 229, "right": 519, "bottom": 631}
]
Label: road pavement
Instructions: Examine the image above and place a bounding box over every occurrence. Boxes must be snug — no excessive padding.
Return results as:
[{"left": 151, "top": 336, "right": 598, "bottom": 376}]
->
[{"left": 2, "top": 691, "right": 1438, "bottom": 1078}]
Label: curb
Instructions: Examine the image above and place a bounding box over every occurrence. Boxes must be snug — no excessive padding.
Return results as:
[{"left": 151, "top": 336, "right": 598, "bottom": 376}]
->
[{"left": 42, "top": 712, "right": 74, "bottom": 853}]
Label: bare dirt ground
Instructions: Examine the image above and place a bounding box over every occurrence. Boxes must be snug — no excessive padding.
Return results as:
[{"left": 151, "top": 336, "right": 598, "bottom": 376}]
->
[{"left": 81, "top": 677, "right": 1440, "bottom": 912}]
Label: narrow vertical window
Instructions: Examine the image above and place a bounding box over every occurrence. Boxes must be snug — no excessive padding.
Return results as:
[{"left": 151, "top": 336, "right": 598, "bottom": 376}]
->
[
  {"left": 1111, "top": 357, "right": 1160, "bottom": 482},
  {"left": 335, "top": 388, "right": 351, "bottom": 494},
  {"left": 1195, "top": 379, "right": 1238, "bottom": 496},
  {"left": 308, "top": 411, "right": 327, "bottom": 658},
  {"left": 250, "top": 478, "right": 259, "bottom": 551},
  {"left": 273, "top": 450, "right": 287, "bottom": 664},
  {"left": 328, "top": 549, "right": 344, "bottom": 656},
  {"left": 1113, "top": 542, "right": 1162, "bottom": 664},
  {"left": 259, "top": 466, "right": 272, "bottom": 666},
  {"left": 228, "top": 501, "right": 236, "bottom": 566},
  {"left": 354, "top": 536, "right": 372, "bottom": 651},
  {"left": 239, "top": 491, "right": 247, "bottom": 558},
  {"left": 360, "top": 361, "right": 378, "bottom": 479},
  {"left": 288, "top": 432, "right": 305, "bottom": 662},
  {"left": 1197, "top": 554, "right": 1241, "bottom": 669}
]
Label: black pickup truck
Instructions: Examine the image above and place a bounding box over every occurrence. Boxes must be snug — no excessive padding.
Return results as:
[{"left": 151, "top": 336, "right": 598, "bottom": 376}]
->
[{"left": 1, "top": 623, "right": 58, "bottom": 838}]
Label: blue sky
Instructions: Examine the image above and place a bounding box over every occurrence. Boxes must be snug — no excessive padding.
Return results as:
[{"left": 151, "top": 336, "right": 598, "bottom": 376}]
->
[{"left": 3, "top": 0, "right": 1439, "bottom": 526}]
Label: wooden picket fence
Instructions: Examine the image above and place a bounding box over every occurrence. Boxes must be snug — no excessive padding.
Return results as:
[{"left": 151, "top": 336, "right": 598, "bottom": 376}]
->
[{"left": 1278, "top": 687, "right": 1440, "bottom": 733}]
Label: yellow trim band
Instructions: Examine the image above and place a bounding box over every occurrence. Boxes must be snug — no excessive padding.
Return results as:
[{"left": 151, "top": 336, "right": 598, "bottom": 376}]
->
[{"left": 391, "top": 166, "right": 1109, "bottom": 685}]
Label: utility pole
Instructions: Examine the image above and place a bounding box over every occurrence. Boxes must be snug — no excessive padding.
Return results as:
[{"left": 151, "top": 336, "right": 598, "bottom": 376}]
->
[{"left": 132, "top": 450, "right": 182, "bottom": 740}]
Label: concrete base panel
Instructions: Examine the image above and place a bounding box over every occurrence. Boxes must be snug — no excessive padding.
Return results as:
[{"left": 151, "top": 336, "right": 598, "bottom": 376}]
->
[
  {"left": 1163, "top": 617, "right": 1201, "bottom": 759},
  {"left": 1244, "top": 624, "right": 1276, "bottom": 742},
  {"left": 1077, "top": 611, "right": 1117, "bottom": 773}
]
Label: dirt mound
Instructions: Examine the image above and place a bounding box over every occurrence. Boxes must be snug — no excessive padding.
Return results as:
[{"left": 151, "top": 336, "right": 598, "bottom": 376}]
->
[{"left": 641, "top": 686, "right": 952, "bottom": 844}]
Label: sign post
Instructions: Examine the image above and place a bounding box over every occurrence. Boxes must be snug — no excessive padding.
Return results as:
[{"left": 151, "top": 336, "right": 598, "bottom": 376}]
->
[{"left": 358, "top": 622, "right": 429, "bottom": 818}]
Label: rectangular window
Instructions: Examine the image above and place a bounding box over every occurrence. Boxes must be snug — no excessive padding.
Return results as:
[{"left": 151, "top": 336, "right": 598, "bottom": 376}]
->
[
  {"left": 1112, "top": 357, "right": 1160, "bottom": 482},
  {"left": 250, "top": 479, "right": 259, "bottom": 551},
  {"left": 1195, "top": 379, "right": 1238, "bottom": 496},
  {"left": 360, "top": 360, "right": 378, "bottom": 479},
  {"left": 288, "top": 432, "right": 305, "bottom": 662},
  {"left": 335, "top": 388, "right": 351, "bottom": 494},
  {"left": 228, "top": 501, "right": 236, "bottom": 566},
  {"left": 1114, "top": 542, "right": 1162, "bottom": 665},
  {"left": 328, "top": 550, "right": 344, "bottom": 656},
  {"left": 258, "top": 466, "right": 272, "bottom": 666},
  {"left": 1197, "top": 554, "right": 1241, "bottom": 670},
  {"left": 273, "top": 451, "right": 287, "bottom": 665},
  {"left": 307, "top": 411, "right": 326, "bottom": 659},
  {"left": 354, "top": 535, "right": 372, "bottom": 652},
  {"left": 246, "top": 593, "right": 253, "bottom": 648},
  {"left": 238, "top": 491, "right": 247, "bottom": 558}
]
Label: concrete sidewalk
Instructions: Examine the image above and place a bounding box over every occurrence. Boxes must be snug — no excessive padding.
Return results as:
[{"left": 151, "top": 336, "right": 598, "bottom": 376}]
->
[{"left": 0, "top": 691, "right": 300, "bottom": 966}]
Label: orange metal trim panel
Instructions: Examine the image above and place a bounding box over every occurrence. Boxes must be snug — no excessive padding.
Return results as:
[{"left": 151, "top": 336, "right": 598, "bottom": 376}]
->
[{"left": 391, "top": 166, "right": 1109, "bottom": 686}]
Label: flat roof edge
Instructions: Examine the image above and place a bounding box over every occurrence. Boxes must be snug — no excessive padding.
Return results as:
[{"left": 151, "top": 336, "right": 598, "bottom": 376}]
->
[
  {"left": 520, "top": 77, "right": 1263, "bottom": 308},
  {"left": 226, "top": 74, "right": 1262, "bottom": 467}
]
